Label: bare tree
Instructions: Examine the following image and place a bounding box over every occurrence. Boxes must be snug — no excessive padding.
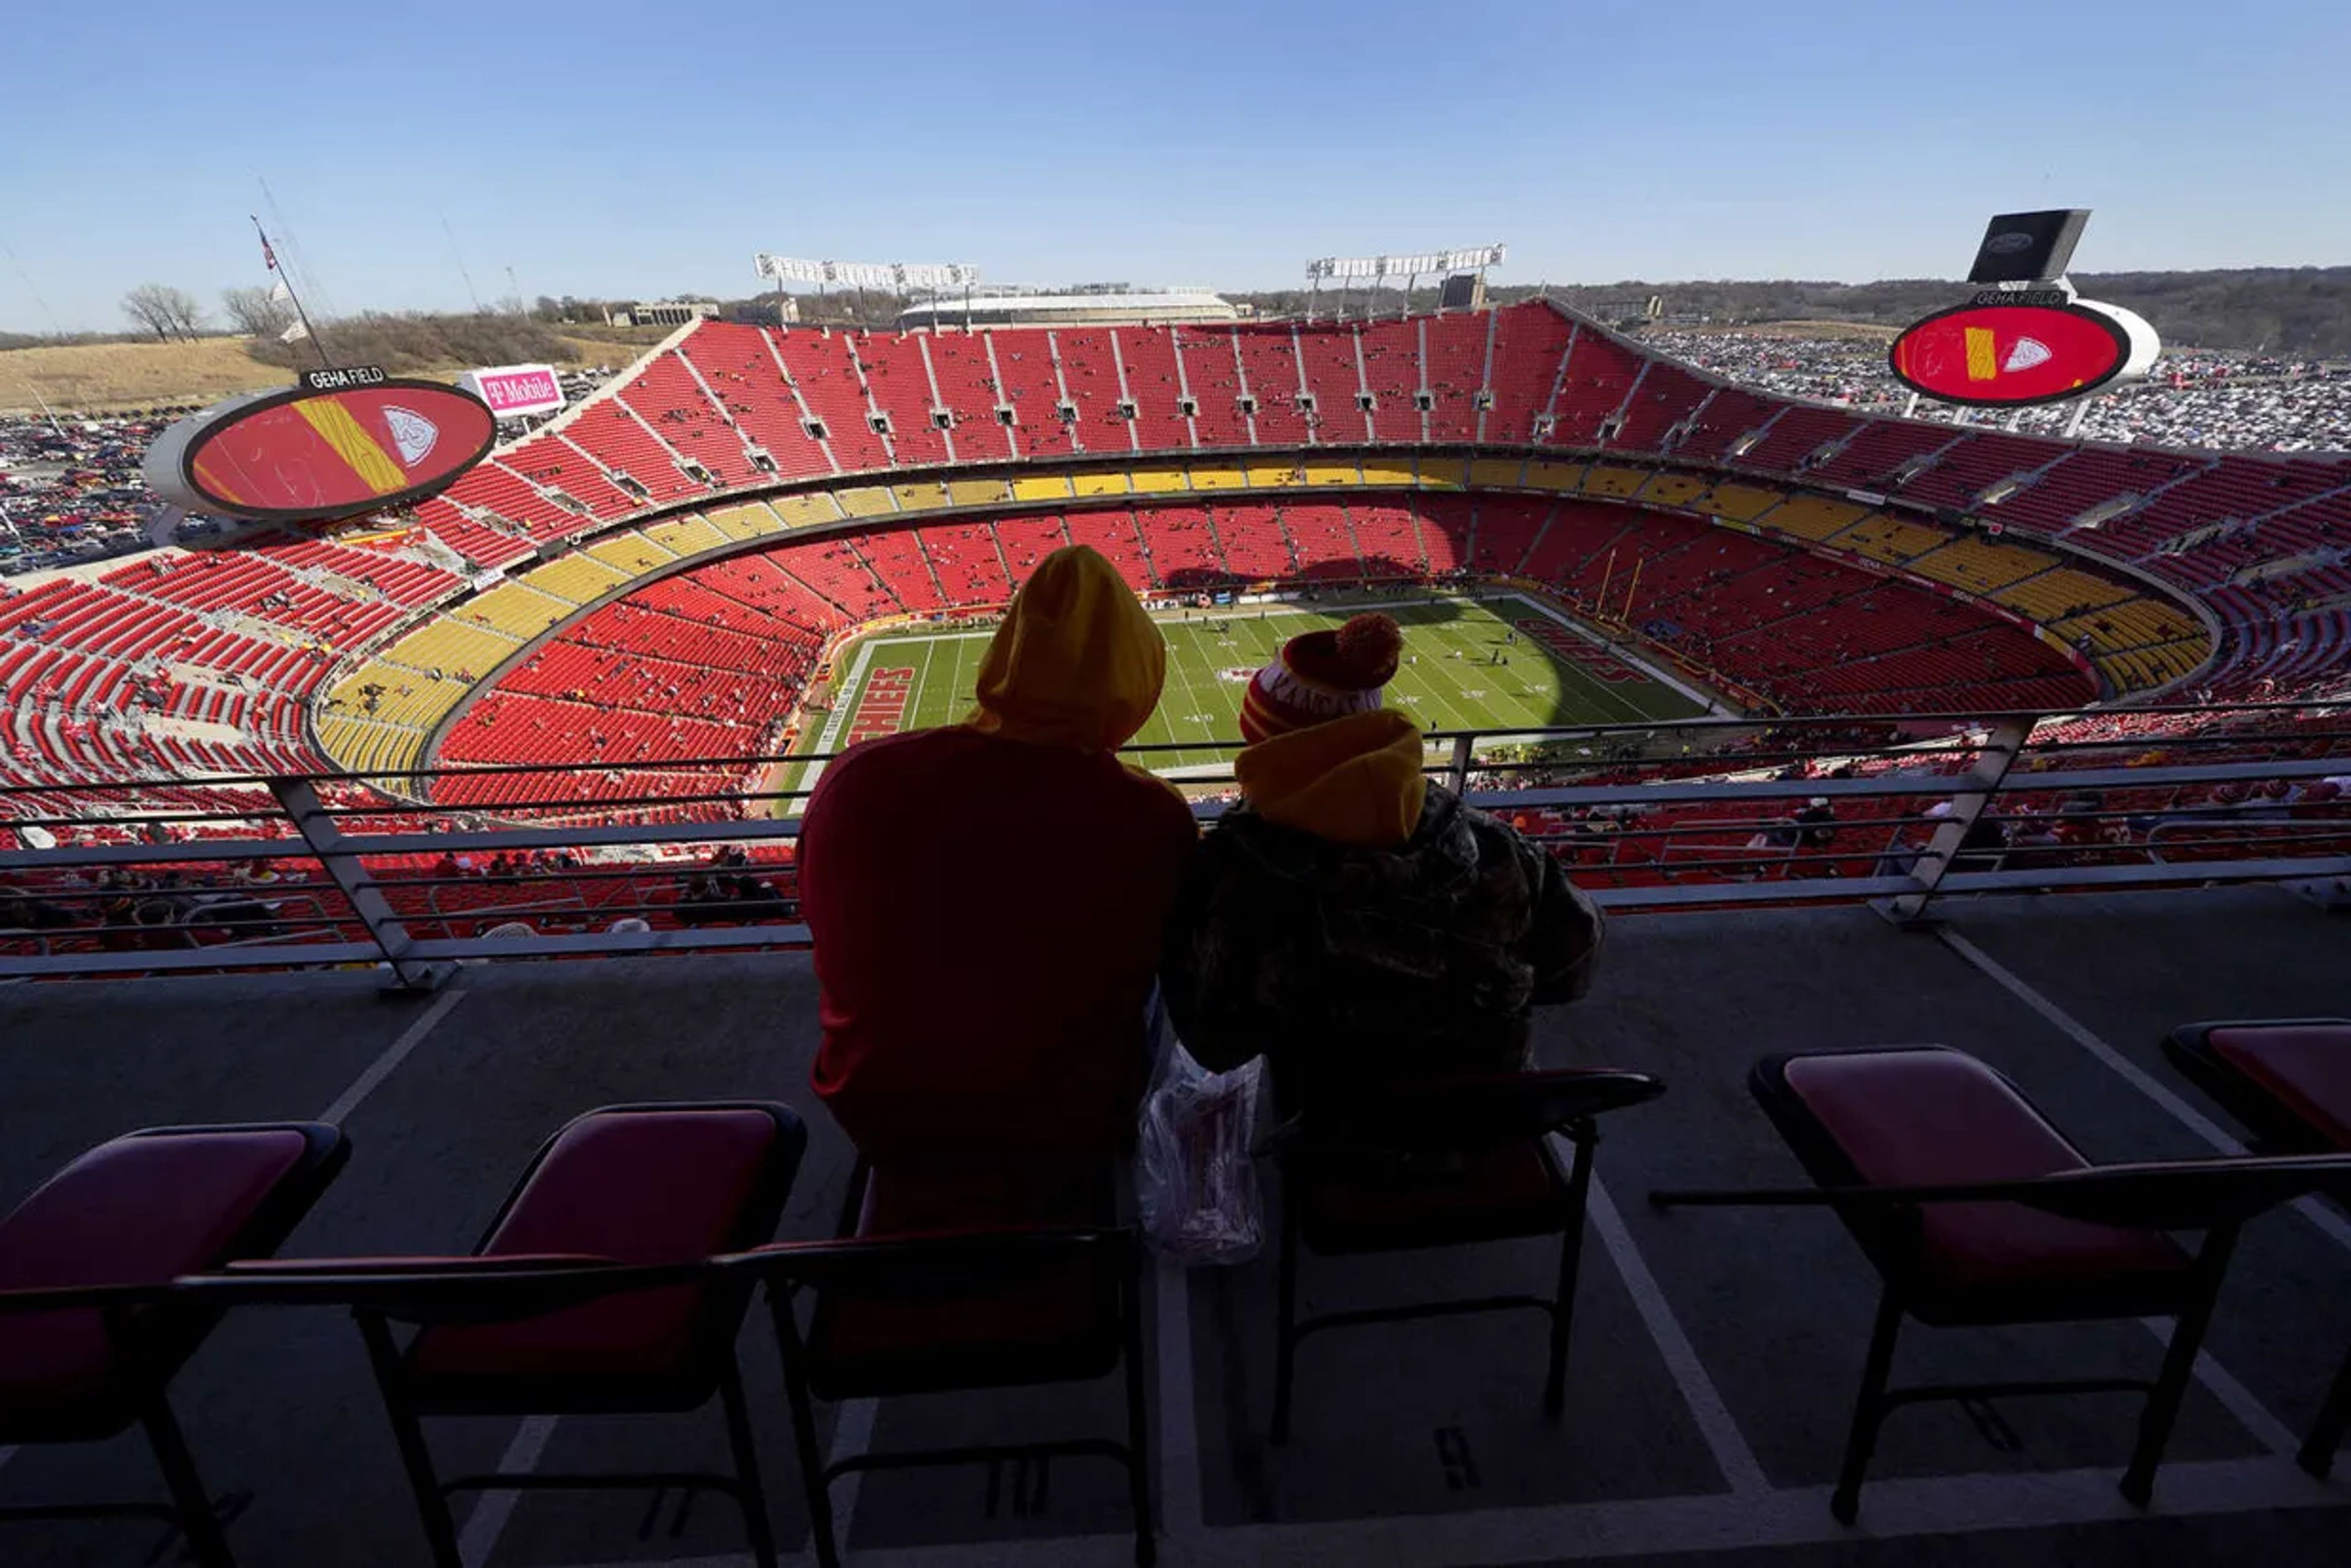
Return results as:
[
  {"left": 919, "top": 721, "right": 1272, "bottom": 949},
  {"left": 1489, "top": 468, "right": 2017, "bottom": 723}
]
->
[
  {"left": 121, "top": 283, "right": 207, "bottom": 341},
  {"left": 122, "top": 285, "right": 177, "bottom": 340},
  {"left": 219, "top": 285, "right": 293, "bottom": 338}
]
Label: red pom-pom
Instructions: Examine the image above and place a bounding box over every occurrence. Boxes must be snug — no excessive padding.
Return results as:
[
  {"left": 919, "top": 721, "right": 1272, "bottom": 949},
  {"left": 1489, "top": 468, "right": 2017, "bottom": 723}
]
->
[{"left": 1333, "top": 613, "right": 1403, "bottom": 685}]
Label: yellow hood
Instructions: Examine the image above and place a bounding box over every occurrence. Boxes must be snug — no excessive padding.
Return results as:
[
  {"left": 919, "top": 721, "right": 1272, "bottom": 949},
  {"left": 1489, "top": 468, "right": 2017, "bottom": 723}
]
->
[
  {"left": 964, "top": 545, "right": 1166, "bottom": 751},
  {"left": 1235, "top": 709, "right": 1428, "bottom": 849}
]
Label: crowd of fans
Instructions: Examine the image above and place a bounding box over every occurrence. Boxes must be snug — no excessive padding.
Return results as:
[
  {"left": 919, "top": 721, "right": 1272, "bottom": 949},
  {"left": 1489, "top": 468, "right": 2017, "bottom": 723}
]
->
[{"left": 1646, "top": 331, "right": 2351, "bottom": 453}]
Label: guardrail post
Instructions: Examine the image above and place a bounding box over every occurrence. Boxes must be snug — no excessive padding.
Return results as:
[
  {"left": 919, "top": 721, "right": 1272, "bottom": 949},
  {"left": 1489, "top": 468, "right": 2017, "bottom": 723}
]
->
[
  {"left": 267, "top": 779, "right": 452, "bottom": 993},
  {"left": 1880, "top": 718, "right": 2033, "bottom": 928},
  {"left": 1448, "top": 734, "right": 1475, "bottom": 795}
]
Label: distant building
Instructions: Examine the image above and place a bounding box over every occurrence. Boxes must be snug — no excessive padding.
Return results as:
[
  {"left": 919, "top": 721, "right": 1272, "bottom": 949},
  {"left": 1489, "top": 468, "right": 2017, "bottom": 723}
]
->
[
  {"left": 894, "top": 290, "right": 1240, "bottom": 330},
  {"left": 606, "top": 299, "right": 722, "bottom": 328}
]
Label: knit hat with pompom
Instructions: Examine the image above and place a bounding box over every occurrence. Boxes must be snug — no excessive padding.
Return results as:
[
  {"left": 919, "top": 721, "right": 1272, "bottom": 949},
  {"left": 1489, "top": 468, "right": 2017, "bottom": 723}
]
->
[{"left": 1239, "top": 612, "right": 1404, "bottom": 743}]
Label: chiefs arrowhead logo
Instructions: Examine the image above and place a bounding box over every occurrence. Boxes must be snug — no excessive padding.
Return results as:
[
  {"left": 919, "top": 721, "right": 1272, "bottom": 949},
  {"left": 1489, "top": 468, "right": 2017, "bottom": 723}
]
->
[
  {"left": 2003, "top": 338, "right": 2053, "bottom": 373},
  {"left": 383, "top": 406, "right": 439, "bottom": 465}
]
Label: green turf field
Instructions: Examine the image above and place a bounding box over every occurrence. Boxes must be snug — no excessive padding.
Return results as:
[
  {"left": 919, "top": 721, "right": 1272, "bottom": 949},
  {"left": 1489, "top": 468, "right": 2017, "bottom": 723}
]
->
[{"left": 795, "top": 593, "right": 1709, "bottom": 782}]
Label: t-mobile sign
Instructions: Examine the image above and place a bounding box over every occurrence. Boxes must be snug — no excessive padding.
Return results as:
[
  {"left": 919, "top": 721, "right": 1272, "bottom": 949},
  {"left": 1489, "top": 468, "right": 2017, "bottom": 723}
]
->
[{"left": 459, "top": 363, "right": 566, "bottom": 419}]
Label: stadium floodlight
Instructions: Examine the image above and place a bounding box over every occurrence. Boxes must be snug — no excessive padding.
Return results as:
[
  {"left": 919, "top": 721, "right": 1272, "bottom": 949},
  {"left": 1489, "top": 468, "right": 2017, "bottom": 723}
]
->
[
  {"left": 1305, "top": 246, "right": 1505, "bottom": 281},
  {"left": 754, "top": 255, "right": 978, "bottom": 291},
  {"left": 1303, "top": 246, "right": 1506, "bottom": 321}
]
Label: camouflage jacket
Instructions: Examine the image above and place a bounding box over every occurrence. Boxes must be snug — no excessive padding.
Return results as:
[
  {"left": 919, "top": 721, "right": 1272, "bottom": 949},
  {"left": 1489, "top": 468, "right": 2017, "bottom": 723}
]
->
[{"left": 1159, "top": 787, "right": 1605, "bottom": 1105}]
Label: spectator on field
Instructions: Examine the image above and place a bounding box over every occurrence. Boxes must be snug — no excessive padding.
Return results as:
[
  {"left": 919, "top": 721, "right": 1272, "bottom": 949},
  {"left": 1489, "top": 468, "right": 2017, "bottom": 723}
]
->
[
  {"left": 1160, "top": 613, "right": 1605, "bottom": 1111},
  {"left": 801, "top": 545, "right": 1196, "bottom": 1167}
]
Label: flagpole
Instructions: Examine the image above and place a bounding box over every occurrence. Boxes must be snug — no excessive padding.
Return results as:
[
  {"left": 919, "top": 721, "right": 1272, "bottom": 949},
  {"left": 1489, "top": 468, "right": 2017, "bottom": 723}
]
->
[
  {"left": 253, "top": 215, "right": 332, "bottom": 370},
  {"left": 21, "top": 379, "right": 66, "bottom": 440}
]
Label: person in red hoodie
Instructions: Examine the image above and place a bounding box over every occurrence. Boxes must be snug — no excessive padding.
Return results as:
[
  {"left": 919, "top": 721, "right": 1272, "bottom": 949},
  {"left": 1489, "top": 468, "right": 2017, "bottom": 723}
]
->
[{"left": 800, "top": 545, "right": 1198, "bottom": 1168}]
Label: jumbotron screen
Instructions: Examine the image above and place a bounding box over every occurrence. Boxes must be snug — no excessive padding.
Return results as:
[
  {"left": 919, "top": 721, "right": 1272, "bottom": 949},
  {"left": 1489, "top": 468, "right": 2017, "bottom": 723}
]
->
[
  {"left": 145, "top": 380, "right": 497, "bottom": 522},
  {"left": 1888, "top": 301, "right": 2139, "bottom": 407}
]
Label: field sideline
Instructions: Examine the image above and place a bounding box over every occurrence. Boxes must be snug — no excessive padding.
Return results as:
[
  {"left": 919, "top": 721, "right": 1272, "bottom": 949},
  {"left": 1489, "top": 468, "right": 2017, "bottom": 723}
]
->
[{"left": 786, "top": 593, "right": 1713, "bottom": 798}]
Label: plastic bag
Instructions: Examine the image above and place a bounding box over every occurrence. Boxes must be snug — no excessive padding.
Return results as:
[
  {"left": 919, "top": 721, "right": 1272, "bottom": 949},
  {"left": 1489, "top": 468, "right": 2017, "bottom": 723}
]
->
[{"left": 1137, "top": 1038, "right": 1265, "bottom": 1266}]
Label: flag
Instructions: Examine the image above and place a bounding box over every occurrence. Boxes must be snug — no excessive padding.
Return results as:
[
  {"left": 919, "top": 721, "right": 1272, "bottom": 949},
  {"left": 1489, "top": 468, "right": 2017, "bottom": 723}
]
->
[
  {"left": 269, "top": 278, "right": 291, "bottom": 304},
  {"left": 261, "top": 234, "right": 279, "bottom": 271},
  {"left": 279, "top": 318, "right": 308, "bottom": 343}
]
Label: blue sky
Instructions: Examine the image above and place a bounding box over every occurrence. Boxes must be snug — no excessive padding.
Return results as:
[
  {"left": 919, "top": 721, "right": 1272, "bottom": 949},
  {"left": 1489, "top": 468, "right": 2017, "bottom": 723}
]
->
[{"left": 6, "top": 0, "right": 2346, "bottom": 333}]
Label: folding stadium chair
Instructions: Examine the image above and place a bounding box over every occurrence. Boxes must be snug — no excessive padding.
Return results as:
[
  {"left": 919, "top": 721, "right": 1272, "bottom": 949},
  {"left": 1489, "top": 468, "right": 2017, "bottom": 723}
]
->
[
  {"left": 1263, "top": 1068, "right": 1666, "bottom": 1445},
  {"left": 2164, "top": 1018, "right": 2351, "bottom": 1476},
  {"left": 327, "top": 1102, "right": 805, "bottom": 1568},
  {"left": 0, "top": 1122, "right": 351, "bottom": 1568},
  {"left": 753, "top": 1157, "right": 1153, "bottom": 1568},
  {"left": 1650, "top": 1045, "right": 2351, "bottom": 1521}
]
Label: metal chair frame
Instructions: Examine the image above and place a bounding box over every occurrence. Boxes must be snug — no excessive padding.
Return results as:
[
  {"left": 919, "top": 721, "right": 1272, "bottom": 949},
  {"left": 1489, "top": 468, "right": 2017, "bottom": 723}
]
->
[
  {"left": 752, "top": 1158, "right": 1155, "bottom": 1568},
  {"left": 1654, "top": 1046, "right": 2351, "bottom": 1521},
  {"left": 2164, "top": 1018, "right": 2351, "bottom": 1476},
  {"left": 0, "top": 1121, "right": 348, "bottom": 1568},
  {"left": 1265, "top": 1068, "right": 1667, "bottom": 1445}
]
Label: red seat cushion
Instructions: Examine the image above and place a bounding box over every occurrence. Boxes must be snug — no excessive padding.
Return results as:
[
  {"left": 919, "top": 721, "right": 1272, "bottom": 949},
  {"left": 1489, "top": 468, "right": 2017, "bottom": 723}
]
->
[
  {"left": 0, "top": 1129, "right": 308, "bottom": 1430},
  {"left": 804, "top": 1163, "right": 1119, "bottom": 1400},
  {"left": 1297, "top": 1141, "right": 1564, "bottom": 1255},
  {"left": 2210, "top": 1026, "right": 2351, "bottom": 1150},
  {"left": 409, "top": 1109, "right": 779, "bottom": 1387},
  {"left": 1782, "top": 1050, "right": 2189, "bottom": 1300}
]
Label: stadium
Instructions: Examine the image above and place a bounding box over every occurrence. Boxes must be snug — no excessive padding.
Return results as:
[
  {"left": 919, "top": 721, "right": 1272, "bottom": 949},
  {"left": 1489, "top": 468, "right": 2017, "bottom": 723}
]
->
[{"left": 3, "top": 273, "right": 2350, "bottom": 1568}]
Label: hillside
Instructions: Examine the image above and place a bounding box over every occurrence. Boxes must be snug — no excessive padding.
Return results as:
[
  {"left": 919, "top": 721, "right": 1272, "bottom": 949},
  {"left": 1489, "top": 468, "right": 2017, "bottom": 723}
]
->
[{"left": 2, "top": 322, "right": 667, "bottom": 416}]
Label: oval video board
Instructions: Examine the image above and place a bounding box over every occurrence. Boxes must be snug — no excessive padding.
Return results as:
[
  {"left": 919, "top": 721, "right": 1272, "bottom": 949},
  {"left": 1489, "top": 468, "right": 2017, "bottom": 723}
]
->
[
  {"left": 144, "top": 377, "right": 497, "bottom": 522},
  {"left": 1888, "top": 299, "right": 2158, "bottom": 407}
]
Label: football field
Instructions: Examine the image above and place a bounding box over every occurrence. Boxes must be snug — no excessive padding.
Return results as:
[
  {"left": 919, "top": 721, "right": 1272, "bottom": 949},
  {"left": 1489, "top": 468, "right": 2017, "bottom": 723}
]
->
[{"left": 790, "top": 593, "right": 1710, "bottom": 787}]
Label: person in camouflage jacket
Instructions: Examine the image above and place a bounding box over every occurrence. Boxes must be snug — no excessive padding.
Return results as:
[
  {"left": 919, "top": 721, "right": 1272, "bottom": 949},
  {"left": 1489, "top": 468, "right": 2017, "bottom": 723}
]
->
[{"left": 1160, "top": 615, "right": 1604, "bottom": 1106}]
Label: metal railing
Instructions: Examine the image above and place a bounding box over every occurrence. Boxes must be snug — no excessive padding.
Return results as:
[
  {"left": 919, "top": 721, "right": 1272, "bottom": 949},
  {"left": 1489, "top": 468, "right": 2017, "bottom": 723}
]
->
[{"left": 3, "top": 700, "right": 2346, "bottom": 986}]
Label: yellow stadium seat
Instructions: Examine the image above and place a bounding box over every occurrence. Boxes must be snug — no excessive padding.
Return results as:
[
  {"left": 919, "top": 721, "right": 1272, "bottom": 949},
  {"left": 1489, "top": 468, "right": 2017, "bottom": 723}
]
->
[
  {"left": 1418, "top": 457, "right": 1469, "bottom": 490},
  {"left": 1637, "top": 473, "right": 1708, "bottom": 506},
  {"left": 325, "top": 661, "right": 471, "bottom": 735},
  {"left": 1354, "top": 462, "right": 1417, "bottom": 488},
  {"left": 768, "top": 493, "right": 844, "bottom": 528},
  {"left": 1520, "top": 460, "right": 1586, "bottom": 491},
  {"left": 583, "top": 531, "right": 673, "bottom": 576},
  {"left": 381, "top": 617, "right": 525, "bottom": 679},
  {"left": 1011, "top": 473, "right": 1076, "bottom": 501},
  {"left": 945, "top": 478, "right": 1012, "bottom": 507},
  {"left": 1071, "top": 470, "right": 1131, "bottom": 498},
  {"left": 1687, "top": 483, "right": 1785, "bottom": 522},
  {"left": 458, "top": 582, "right": 571, "bottom": 639},
  {"left": 705, "top": 503, "right": 787, "bottom": 540},
  {"left": 891, "top": 481, "right": 947, "bottom": 511},
  {"left": 1183, "top": 463, "right": 1250, "bottom": 491},
  {"left": 1905, "top": 536, "right": 2058, "bottom": 595},
  {"left": 1832, "top": 512, "right": 1950, "bottom": 565},
  {"left": 1247, "top": 460, "right": 1315, "bottom": 487},
  {"left": 1580, "top": 465, "right": 1648, "bottom": 498},
  {"left": 834, "top": 486, "right": 896, "bottom": 517},
  {"left": 1995, "top": 568, "right": 2135, "bottom": 623},
  {"left": 1128, "top": 468, "right": 1189, "bottom": 495},
  {"left": 1467, "top": 459, "right": 1527, "bottom": 490},
  {"left": 1753, "top": 496, "right": 1867, "bottom": 539},
  {"left": 519, "top": 554, "right": 629, "bottom": 607},
  {"left": 643, "top": 514, "right": 726, "bottom": 557}
]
